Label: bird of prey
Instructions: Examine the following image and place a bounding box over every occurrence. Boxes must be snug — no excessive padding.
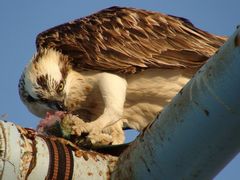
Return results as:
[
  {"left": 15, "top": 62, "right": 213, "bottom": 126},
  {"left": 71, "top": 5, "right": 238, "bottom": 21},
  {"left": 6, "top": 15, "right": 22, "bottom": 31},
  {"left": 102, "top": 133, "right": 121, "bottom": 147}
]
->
[{"left": 18, "top": 6, "right": 226, "bottom": 145}]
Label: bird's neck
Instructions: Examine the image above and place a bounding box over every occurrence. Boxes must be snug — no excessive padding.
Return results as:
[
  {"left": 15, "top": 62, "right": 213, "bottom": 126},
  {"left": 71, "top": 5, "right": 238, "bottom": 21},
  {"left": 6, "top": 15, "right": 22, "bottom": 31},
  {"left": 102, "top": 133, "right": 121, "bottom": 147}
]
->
[
  {"left": 64, "top": 70, "right": 98, "bottom": 96},
  {"left": 63, "top": 70, "right": 101, "bottom": 112}
]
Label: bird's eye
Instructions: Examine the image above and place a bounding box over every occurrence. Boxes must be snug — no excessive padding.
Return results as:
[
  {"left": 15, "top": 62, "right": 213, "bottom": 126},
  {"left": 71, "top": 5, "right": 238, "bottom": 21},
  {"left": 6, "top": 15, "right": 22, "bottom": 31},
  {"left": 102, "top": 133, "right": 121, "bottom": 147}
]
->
[{"left": 57, "top": 81, "right": 64, "bottom": 92}]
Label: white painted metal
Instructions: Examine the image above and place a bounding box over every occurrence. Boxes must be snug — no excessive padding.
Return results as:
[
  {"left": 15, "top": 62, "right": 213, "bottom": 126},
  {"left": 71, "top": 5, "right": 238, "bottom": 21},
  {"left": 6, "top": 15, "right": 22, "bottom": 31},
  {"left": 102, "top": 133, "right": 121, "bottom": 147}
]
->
[
  {"left": 27, "top": 136, "right": 50, "bottom": 180},
  {"left": 0, "top": 121, "right": 118, "bottom": 179},
  {"left": 0, "top": 121, "right": 21, "bottom": 180}
]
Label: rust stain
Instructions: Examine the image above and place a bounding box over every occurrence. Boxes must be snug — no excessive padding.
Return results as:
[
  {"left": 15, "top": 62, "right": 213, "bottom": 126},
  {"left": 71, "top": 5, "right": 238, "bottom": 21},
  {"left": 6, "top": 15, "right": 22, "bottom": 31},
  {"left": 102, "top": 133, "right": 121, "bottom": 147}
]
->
[
  {"left": 234, "top": 33, "right": 240, "bottom": 47},
  {"left": 88, "top": 172, "right": 93, "bottom": 176},
  {"left": 25, "top": 137, "right": 37, "bottom": 179},
  {"left": 15, "top": 126, "right": 37, "bottom": 179},
  {"left": 204, "top": 109, "right": 209, "bottom": 117},
  {"left": 74, "top": 148, "right": 110, "bottom": 162},
  {"left": 2, "top": 123, "right": 119, "bottom": 180},
  {"left": 75, "top": 150, "right": 89, "bottom": 160},
  {"left": 193, "top": 101, "right": 210, "bottom": 117}
]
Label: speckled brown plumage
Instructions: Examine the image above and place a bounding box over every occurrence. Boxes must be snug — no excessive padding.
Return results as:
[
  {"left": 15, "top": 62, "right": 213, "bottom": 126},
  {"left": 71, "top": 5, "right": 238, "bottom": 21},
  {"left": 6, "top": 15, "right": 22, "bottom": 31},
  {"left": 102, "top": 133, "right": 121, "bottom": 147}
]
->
[{"left": 36, "top": 6, "right": 227, "bottom": 74}]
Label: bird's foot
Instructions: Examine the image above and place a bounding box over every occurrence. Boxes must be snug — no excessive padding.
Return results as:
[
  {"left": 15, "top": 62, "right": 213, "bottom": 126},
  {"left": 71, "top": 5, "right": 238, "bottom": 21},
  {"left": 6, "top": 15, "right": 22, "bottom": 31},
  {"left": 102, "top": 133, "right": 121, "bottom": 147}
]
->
[
  {"left": 87, "top": 132, "right": 113, "bottom": 145},
  {"left": 102, "top": 121, "right": 125, "bottom": 145},
  {"left": 63, "top": 114, "right": 114, "bottom": 145},
  {"left": 73, "top": 122, "right": 114, "bottom": 145},
  {"left": 71, "top": 123, "right": 113, "bottom": 145}
]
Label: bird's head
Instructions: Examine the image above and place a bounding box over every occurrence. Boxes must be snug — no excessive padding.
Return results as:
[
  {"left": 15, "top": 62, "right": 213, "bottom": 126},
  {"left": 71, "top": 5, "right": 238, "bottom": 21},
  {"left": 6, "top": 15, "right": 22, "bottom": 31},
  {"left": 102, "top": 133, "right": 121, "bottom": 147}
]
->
[{"left": 18, "top": 49, "right": 71, "bottom": 118}]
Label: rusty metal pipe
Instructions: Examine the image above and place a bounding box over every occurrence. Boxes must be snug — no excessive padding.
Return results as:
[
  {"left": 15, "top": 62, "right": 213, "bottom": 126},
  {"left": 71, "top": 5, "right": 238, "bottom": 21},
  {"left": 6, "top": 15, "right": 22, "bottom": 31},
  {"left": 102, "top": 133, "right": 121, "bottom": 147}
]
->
[
  {"left": 112, "top": 28, "right": 240, "bottom": 179},
  {"left": 0, "top": 121, "right": 118, "bottom": 179}
]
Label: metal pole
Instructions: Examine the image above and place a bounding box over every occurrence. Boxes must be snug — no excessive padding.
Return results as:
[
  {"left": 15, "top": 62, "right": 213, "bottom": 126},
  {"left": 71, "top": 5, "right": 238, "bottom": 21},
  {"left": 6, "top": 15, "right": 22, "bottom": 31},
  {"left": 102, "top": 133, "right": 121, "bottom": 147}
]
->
[
  {"left": 112, "top": 28, "right": 240, "bottom": 180},
  {"left": 0, "top": 121, "right": 118, "bottom": 180}
]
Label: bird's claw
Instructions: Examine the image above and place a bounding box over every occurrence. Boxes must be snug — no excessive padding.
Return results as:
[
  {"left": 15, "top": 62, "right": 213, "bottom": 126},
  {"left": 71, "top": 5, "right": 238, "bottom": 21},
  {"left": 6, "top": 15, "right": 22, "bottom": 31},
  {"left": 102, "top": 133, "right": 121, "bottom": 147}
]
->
[
  {"left": 87, "top": 133, "right": 113, "bottom": 145},
  {"left": 71, "top": 120, "right": 114, "bottom": 145},
  {"left": 62, "top": 113, "right": 115, "bottom": 145},
  {"left": 71, "top": 122, "right": 92, "bottom": 136}
]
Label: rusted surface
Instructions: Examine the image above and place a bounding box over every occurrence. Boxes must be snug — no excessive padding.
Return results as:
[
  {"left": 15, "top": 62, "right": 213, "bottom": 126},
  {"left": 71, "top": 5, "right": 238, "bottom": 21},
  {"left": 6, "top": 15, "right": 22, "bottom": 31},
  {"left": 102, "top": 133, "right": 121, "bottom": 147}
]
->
[
  {"left": 235, "top": 32, "right": 240, "bottom": 47},
  {"left": 0, "top": 120, "right": 118, "bottom": 180},
  {"left": 19, "top": 134, "right": 34, "bottom": 179},
  {"left": 72, "top": 147, "right": 118, "bottom": 179},
  {"left": 15, "top": 126, "right": 36, "bottom": 179},
  {"left": 28, "top": 136, "right": 50, "bottom": 179},
  {"left": 0, "top": 121, "right": 21, "bottom": 179}
]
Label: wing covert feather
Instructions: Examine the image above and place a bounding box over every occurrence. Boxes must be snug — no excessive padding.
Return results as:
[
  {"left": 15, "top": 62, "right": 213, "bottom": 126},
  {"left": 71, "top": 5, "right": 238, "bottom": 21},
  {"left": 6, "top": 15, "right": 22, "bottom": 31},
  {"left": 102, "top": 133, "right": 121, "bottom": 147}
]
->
[{"left": 36, "top": 6, "right": 227, "bottom": 73}]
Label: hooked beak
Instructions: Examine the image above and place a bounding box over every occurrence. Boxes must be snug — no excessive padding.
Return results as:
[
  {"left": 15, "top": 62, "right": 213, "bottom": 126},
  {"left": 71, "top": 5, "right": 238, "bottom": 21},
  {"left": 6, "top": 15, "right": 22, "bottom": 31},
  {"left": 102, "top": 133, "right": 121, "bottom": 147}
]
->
[{"left": 47, "top": 101, "right": 66, "bottom": 111}]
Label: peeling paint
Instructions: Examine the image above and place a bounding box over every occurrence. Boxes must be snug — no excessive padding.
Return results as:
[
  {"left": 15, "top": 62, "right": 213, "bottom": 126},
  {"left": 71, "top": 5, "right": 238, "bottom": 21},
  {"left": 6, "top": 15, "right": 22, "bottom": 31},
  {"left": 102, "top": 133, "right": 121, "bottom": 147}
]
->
[
  {"left": 0, "top": 120, "right": 118, "bottom": 179},
  {"left": 0, "top": 121, "right": 21, "bottom": 179}
]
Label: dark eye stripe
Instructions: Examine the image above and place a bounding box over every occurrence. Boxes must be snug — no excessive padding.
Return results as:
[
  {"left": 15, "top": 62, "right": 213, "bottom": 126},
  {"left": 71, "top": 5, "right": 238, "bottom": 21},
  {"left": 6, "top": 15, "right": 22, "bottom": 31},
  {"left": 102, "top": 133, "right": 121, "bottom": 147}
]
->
[
  {"left": 26, "top": 94, "right": 37, "bottom": 103},
  {"left": 27, "top": 95, "right": 50, "bottom": 105}
]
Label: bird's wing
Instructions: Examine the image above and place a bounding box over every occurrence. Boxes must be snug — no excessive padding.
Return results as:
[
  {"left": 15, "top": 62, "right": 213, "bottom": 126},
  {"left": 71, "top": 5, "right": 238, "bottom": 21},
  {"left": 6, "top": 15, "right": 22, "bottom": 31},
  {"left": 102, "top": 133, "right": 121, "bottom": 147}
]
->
[{"left": 36, "top": 6, "right": 227, "bottom": 74}]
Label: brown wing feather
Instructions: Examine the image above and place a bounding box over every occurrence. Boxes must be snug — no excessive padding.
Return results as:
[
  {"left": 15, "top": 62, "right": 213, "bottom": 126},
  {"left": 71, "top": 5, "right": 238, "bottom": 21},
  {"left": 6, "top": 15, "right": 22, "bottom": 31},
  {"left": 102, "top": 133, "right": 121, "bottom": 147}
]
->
[{"left": 36, "top": 6, "right": 227, "bottom": 74}]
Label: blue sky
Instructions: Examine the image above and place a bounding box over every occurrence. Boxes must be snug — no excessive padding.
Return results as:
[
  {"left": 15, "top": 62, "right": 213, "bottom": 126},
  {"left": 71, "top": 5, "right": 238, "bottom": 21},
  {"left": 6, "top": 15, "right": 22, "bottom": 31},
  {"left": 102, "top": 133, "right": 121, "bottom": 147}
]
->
[{"left": 0, "top": 0, "right": 239, "bottom": 179}]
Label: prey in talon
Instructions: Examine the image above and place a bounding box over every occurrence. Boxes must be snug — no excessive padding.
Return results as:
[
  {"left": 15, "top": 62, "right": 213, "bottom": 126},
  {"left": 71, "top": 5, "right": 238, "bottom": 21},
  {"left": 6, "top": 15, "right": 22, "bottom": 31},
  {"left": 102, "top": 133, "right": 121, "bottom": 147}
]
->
[
  {"left": 18, "top": 7, "right": 226, "bottom": 146},
  {"left": 37, "top": 111, "right": 118, "bottom": 146}
]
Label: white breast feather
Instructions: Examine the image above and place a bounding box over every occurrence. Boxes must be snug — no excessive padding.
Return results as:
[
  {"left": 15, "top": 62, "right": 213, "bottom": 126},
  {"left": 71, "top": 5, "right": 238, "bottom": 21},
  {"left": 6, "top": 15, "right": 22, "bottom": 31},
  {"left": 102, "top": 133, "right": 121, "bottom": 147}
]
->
[{"left": 123, "top": 69, "right": 191, "bottom": 130}]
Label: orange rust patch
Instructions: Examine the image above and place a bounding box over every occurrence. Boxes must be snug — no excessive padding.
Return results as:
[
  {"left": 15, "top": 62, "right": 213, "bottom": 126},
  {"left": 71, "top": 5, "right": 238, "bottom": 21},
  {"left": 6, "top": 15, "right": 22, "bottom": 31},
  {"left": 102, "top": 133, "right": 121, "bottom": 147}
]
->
[
  {"left": 75, "top": 150, "right": 89, "bottom": 160},
  {"left": 88, "top": 172, "right": 93, "bottom": 176},
  {"left": 74, "top": 149, "right": 108, "bottom": 161},
  {"left": 235, "top": 33, "right": 240, "bottom": 47}
]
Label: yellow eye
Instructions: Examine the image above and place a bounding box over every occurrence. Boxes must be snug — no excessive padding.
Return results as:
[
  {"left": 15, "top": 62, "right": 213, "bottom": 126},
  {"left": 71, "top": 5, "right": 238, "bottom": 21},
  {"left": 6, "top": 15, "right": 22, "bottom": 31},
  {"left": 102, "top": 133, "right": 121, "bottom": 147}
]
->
[{"left": 58, "top": 82, "right": 64, "bottom": 92}]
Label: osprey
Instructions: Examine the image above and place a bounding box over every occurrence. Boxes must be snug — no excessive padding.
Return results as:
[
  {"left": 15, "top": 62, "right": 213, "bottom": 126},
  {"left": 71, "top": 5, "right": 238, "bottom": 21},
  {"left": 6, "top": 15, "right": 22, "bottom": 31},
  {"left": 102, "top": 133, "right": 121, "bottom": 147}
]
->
[{"left": 19, "top": 6, "right": 226, "bottom": 145}]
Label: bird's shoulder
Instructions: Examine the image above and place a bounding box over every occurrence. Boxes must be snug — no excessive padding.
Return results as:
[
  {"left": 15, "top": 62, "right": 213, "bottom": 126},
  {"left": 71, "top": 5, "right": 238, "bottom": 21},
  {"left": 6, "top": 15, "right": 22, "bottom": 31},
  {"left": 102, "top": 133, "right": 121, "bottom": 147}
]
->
[{"left": 36, "top": 6, "right": 226, "bottom": 74}]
